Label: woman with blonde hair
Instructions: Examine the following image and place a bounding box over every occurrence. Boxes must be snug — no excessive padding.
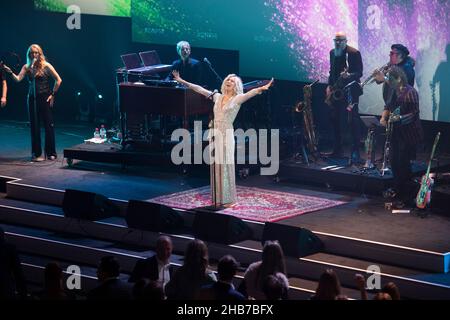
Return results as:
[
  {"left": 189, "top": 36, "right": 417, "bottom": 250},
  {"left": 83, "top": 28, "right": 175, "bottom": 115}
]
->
[
  {"left": 4, "top": 44, "right": 62, "bottom": 161},
  {"left": 172, "top": 70, "right": 273, "bottom": 207}
]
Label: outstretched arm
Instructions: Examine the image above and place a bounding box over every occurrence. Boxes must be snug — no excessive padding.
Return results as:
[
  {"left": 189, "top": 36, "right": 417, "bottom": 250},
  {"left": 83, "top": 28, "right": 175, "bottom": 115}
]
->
[
  {"left": 234, "top": 78, "right": 274, "bottom": 105},
  {"left": 4, "top": 64, "right": 28, "bottom": 82},
  {"left": 172, "top": 70, "right": 213, "bottom": 98}
]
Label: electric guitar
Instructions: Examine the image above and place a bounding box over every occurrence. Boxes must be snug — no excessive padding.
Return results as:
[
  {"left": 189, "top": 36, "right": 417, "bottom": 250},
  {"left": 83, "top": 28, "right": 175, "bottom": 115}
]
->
[{"left": 416, "top": 132, "right": 441, "bottom": 209}]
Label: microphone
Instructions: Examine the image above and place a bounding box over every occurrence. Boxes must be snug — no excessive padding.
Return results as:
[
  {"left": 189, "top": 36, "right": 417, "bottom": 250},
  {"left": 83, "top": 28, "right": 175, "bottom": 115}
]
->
[
  {"left": 206, "top": 89, "right": 218, "bottom": 100},
  {"left": 203, "top": 57, "right": 211, "bottom": 66},
  {"left": 30, "top": 58, "right": 37, "bottom": 69}
]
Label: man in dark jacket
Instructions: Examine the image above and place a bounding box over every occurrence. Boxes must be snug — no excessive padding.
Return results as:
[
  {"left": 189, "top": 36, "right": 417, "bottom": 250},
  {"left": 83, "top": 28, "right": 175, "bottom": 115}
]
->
[
  {"left": 198, "top": 255, "right": 245, "bottom": 300},
  {"left": 326, "top": 32, "right": 364, "bottom": 163},
  {"left": 87, "top": 256, "right": 132, "bottom": 300},
  {"left": 128, "top": 235, "right": 173, "bottom": 288}
]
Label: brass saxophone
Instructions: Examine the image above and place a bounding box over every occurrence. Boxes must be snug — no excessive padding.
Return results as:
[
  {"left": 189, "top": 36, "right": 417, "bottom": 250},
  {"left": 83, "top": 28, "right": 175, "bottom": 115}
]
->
[
  {"left": 325, "top": 68, "right": 347, "bottom": 106},
  {"left": 295, "top": 80, "right": 319, "bottom": 156}
]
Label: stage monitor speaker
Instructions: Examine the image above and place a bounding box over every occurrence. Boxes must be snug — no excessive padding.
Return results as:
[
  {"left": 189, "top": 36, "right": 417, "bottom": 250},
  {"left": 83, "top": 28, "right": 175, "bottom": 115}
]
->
[
  {"left": 193, "top": 210, "right": 253, "bottom": 245},
  {"left": 126, "top": 200, "right": 184, "bottom": 232},
  {"left": 262, "top": 223, "right": 323, "bottom": 258},
  {"left": 63, "top": 189, "right": 119, "bottom": 220}
]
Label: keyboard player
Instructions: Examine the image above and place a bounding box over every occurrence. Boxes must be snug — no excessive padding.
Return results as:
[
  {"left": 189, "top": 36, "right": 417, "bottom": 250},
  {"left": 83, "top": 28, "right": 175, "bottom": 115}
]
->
[{"left": 166, "top": 41, "right": 202, "bottom": 85}]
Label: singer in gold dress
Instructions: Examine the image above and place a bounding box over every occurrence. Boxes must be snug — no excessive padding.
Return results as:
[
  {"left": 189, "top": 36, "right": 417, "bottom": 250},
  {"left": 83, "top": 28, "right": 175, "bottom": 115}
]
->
[{"left": 172, "top": 70, "right": 273, "bottom": 207}]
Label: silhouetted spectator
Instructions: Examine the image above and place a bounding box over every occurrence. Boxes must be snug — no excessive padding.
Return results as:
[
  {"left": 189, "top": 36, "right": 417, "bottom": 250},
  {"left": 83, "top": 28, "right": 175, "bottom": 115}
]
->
[
  {"left": 262, "top": 273, "right": 288, "bottom": 300},
  {"left": 373, "top": 292, "right": 392, "bottom": 300},
  {"left": 128, "top": 235, "right": 174, "bottom": 291},
  {"left": 0, "top": 227, "right": 27, "bottom": 299},
  {"left": 132, "top": 278, "right": 165, "bottom": 300},
  {"left": 355, "top": 273, "right": 368, "bottom": 300},
  {"left": 87, "top": 256, "right": 132, "bottom": 300},
  {"left": 165, "top": 239, "right": 216, "bottom": 300},
  {"left": 382, "top": 282, "right": 400, "bottom": 300},
  {"left": 34, "top": 262, "right": 74, "bottom": 300},
  {"left": 198, "top": 255, "right": 245, "bottom": 300},
  {"left": 239, "top": 240, "right": 289, "bottom": 300},
  {"left": 311, "top": 269, "right": 341, "bottom": 300}
]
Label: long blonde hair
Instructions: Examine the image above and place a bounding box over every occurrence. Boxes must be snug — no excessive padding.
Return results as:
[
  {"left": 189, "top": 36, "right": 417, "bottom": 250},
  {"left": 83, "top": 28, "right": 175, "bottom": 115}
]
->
[
  {"left": 26, "top": 44, "right": 46, "bottom": 76},
  {"left": 221, "top": 74, "right": 243, "bottom": 96}
]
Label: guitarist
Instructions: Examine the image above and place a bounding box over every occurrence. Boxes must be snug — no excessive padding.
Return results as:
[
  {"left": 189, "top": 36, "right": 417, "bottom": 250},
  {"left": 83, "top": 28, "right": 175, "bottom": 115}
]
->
[{"left": 380, "top": 66, "right": 423, "bottom": 208}]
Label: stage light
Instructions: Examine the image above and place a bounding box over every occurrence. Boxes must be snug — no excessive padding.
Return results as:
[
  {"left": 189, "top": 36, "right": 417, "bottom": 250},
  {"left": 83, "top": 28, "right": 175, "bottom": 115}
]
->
[
  {"left": 77, "top": 91, "right": 82, "bottom": 96},
  {"left": 97, "top": 94, "right": 103, "bottom": 99}
]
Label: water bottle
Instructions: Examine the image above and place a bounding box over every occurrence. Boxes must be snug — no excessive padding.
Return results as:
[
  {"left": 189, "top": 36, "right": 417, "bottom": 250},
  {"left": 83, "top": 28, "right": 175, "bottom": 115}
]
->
[
  {"left": 99, "top": 125, "right": 107, "bottom": 139},
  {"left": 94, "top": 128, "right": 100, "bottom": 139}
]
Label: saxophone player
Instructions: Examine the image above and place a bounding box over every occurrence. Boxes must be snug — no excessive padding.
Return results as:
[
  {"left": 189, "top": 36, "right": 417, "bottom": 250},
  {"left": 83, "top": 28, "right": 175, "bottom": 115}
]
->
[
  {"left": 326, "top": 32, "right": 363, "bottom": 164},
  {"left": 380, "top": 66, "right": 423, "bottom": 209}
]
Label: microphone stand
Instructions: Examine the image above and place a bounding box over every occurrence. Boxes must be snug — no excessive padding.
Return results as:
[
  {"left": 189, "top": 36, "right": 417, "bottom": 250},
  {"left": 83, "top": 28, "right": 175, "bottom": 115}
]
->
[
  {"left": 208, "top": 92, "right": 219, "bottom": 210},
  {"left": 204, "top": 59, "right": 223, "bottom": 87}
]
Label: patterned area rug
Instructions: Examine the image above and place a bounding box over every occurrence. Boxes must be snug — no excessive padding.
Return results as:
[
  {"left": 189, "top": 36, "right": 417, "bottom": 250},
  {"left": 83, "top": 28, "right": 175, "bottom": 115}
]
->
[{"left": 149, "top": 186, "right": 346, "bottom": 223}]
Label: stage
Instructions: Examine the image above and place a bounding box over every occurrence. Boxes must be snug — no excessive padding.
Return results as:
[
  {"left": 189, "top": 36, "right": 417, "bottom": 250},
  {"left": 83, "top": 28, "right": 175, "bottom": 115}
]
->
[{"left": 0, "top": 121, "right": 449, "bottom": 299}]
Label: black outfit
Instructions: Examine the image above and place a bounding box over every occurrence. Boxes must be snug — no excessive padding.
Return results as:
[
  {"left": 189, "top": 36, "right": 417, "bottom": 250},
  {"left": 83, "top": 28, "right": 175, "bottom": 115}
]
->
[
  {"left": 87, "top": 278, "right": 132, "bottom": 300},
  {"left": 27, "top": 69, "right": 56, "bottom": 159},
  {"left": 328, "top": 46, "right": 363, "bottom": 156},
  {"left": 386, "top": 85, "right": 423, "bottom": 204},
  {"left": 0, "top": 239, "right": 27, "bottom": 299},
  {"left": 199, "top": 281, "right": 246, "bottom": 300},
  {"left": 128, "top": 255, "right": 173, "bottom": 283},
  {"left": 169, "top": 58, "right": 202, "bottom": 84}
]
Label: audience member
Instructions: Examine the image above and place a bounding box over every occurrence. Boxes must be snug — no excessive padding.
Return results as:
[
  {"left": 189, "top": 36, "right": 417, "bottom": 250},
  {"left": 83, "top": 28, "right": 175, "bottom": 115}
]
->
[
  {"left": 198, "top": 255, "right": 245, "bottom": 300},
  {"left": 87, "top": 256, "right": 132, "bottom": 300},
  {"left": 239, "top": 240, "right": 289, "bottom": 300},
  {"left": 165, "top": 239, "right": 216, "bottom": 299}
]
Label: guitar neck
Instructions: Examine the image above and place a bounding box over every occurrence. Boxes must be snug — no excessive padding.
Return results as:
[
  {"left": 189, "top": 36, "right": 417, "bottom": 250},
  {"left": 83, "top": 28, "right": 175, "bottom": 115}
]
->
[{"left": 424, "top": 132, "right": 441, "bottom": 178}]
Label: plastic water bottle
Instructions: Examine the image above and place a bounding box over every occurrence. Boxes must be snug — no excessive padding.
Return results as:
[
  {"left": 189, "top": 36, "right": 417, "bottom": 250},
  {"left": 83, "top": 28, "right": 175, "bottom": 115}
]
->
[
  {"left": 99, "top": 125, "right": 107, "bottom": 139},
  {"left": 94, "top": 128, "right": 100, "bottom": 139}
]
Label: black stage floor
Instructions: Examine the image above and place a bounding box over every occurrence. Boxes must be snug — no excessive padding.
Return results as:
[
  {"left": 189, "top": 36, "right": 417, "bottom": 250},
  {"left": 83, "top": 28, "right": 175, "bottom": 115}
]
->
[{"left": 1, "top": 121, "right": 450, "bottom": 254}]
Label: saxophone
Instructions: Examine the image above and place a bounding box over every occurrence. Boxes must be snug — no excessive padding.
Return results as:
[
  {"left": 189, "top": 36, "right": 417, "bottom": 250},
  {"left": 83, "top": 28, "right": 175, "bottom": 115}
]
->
[
  {"left": 295, "top": 80, "right": 319, "bottom": 157},
  {"left": 325, "top": 68, "right": 347, "bottom": 106}
]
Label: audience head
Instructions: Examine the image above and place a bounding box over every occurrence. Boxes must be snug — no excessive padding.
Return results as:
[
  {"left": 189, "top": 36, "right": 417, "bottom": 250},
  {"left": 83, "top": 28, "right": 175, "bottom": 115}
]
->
[
  {"left": 315, "top": 269, "right": 341, "bottom": 300},
  {"left": 382, "top": 282, "right": 400, "bottom": 300},
  {"left": 261, "top": 240, "right": 287, "bottom": 275},
  {"left": 44, "top": 262, "right": 64, "bottom": 290},
  {"left": 156, "top": 235, "right": 173, "bottom": 264},
  {"left": 217, "top": 255, "right": 239, "bottom": 283},
  {"left": 263, "top": 273, "right": 288, "bottom": 300},
  {"left": 374, "top": 292, "right": 392, "bottom": 300},
  {"left": 97, "top": 256, "right": 120, "bottom": 282},
  {"left": 183, "top": 239, "right": 209, "bottom": 280}
]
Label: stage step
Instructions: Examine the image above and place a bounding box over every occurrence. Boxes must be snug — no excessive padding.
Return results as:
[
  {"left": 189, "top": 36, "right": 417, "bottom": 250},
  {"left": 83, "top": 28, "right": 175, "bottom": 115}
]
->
[
  {"left": 1, "top": 205, "right": 449, "bottom": 299},
  {"left": 1, "top": 194, "right": 448, "bottom": 274},
  {"left": 1, "top": 224, "right": 316, "bottom": 300}
]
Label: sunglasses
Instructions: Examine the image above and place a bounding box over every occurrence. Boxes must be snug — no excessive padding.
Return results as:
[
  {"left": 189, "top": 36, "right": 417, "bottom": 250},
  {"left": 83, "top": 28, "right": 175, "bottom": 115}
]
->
[{"left": 389, "top": 51, "right": 400, "bottom": 56}]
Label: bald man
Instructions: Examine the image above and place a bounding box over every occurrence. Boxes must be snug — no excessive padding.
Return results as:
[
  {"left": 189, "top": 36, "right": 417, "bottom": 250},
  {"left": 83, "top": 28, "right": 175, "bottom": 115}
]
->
[{"left": 326, "top": 32, "right": 363, "bottom": 164}]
